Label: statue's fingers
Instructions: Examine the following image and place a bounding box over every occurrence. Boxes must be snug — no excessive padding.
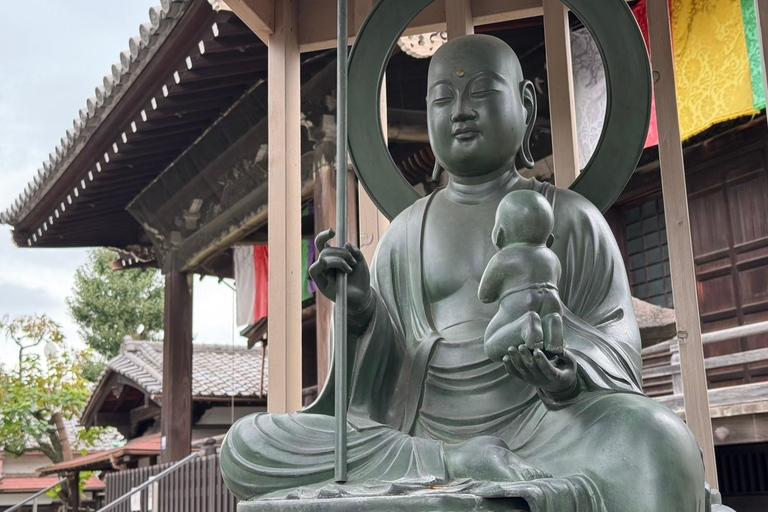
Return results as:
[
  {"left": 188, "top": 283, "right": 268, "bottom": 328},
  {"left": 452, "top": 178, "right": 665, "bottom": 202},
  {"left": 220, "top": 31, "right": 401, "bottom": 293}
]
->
[
  {"left": 344, "top": 243, "right": 365, "bottom": 263},
  {"left": 557, "top": 350, "right": 578, "bottom": 373},
  {"left": 315, "top": 229, "right": 336, "bottom": 253},
  {"left": 507, "top": 346, "right": 532, "bottom": 380},
  {"left": 323, "top": 256, "right": 354, "bottom": 274},
  {"left": 308, "top": 260, "right": 328, "bottom": 288},
  {"left": 502, "top": 355, "right": 522, "bottom": 379},
  {"left": 533, "top": 349, "right": 558, "bottom": 381},
  {"left": 517, "top": 345, "right": 537, "bottom": 371},
  {"left": 322, "top": 247, "right": 357, "bottom": 268}
]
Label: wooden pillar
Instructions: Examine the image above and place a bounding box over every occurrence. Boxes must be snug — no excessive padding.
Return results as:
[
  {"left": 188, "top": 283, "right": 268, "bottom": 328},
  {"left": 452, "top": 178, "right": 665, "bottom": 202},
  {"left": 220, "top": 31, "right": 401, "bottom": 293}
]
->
[
  {"left": 314, "top": 157, "right": 359, "bottom": 387},
  {"left": 161, "top": 270, "right": 193, "bottom": 463},
  {"left": 355, "top": 0, "right": 390, "bottom": 264},
  {"left": 543, "top": 0, "right": 579, "bottom": 187},
  {"left": 446, "top": 0, "right": 474, "bottom": 39},
  {"left": 647, "top": 0, "right": 718, "bottom": 486},
  {"left": 68, "top": 471, "right": 80, "bottom": 512},
  {"left": 754, "top": 0, "right": 768, "bottom": 132},
  {"left": 268, "top": 0, "right": 303, "bottom": 414}
]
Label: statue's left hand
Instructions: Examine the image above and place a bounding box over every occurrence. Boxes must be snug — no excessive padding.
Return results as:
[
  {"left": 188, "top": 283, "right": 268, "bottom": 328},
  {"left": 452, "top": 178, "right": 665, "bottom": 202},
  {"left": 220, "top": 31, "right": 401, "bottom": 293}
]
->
[{"left": 503, "top": 345, "right": 579, "bottom": 400}]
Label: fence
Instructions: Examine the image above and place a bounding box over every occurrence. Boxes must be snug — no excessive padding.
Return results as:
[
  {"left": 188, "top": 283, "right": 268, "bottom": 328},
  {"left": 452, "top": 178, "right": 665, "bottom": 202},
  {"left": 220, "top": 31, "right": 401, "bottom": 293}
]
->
[{"left": 103, "top": 452, "right": 237, "bottom": 512}]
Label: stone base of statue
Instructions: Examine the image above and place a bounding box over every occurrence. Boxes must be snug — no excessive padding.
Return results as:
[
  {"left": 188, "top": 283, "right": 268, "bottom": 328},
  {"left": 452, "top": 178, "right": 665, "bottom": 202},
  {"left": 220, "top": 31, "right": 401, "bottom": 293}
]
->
[
  {"left": 236, "top": 480, "right": 530, "bottom": 512},
  {"left": 238, "top": 485, "right": 530, "bottom": 511},
  {"left": 238, "top": 494, "right": 528, "bottom": 512}
]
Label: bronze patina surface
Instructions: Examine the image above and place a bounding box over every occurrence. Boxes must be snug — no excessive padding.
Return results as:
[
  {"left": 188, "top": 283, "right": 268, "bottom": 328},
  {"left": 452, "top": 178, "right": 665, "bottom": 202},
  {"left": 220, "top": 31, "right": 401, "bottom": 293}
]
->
[{"left": 220, "top": 25, "right": 732, "bottom": 512}]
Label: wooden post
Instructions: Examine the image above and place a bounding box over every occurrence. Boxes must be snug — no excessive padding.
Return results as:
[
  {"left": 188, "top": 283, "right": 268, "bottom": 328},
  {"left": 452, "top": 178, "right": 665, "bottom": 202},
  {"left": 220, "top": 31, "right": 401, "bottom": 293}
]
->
[
  {"left": 446, "top": 0, "right": 474, "bottom": 39},
  {"left": 355, "top": 0, "right": 390, "bottom": 264},
  {"left": 647, "top": 0, "right": 718, "bottom": 486},
  {"left": 314, "top": 158, "right": 359, "bottom": 388},
  {"left": 754, "top": 0, "right": 768, "bottom": 132},
  {"left": 69, "top": 471, "right": 80, "bottom": 512},
  {"left": 542, "top": 0, "right": 579, "bottom": 187},
  {"left": 268, "top": 0, "right": 303, "bottom": 414},
  {"left": 161, "top": 270, "right": 193, "bottom": 463}
]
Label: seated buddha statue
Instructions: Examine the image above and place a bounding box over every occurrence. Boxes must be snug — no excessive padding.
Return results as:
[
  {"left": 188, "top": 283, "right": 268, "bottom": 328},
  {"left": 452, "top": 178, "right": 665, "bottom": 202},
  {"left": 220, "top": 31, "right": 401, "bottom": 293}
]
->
[{"left": 220, "top": 34, "right": 728, "bottom": 511}]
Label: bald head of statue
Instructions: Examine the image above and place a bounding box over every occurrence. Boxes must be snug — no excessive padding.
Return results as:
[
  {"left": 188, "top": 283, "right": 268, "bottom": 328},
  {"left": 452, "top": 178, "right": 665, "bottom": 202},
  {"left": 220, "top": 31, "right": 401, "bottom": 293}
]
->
[{"left": 427, "top": 34, "right": 536, "bottom": 179}]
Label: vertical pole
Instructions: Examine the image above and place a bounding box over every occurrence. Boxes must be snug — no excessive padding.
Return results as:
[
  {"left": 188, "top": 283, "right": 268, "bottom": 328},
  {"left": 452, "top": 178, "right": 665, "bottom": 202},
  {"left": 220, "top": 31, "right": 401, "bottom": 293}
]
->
[
  {"left": 543, "top": 0, "right": 579, "bottom": 187},
  {"left": 754, "top": 0, "right": 768, "bottom": 131},
  {"left": 446, "top": 0, "right": 474, "bottom": 39},
  {"left": 334, "top": 0, "right": 350, "bottom": 484},
  {"left": 70, "top": 471, "right": 80, "bottom": 512},
  {"left": 647, "top": 0, "right": 718, "bottom": 486},
  {"left": 161, "top": 269, "right": 193, "bottom": 463},
  {"left": 355, "top": 0, "right": 390, "bottom": 264},
  {"left": 267, "top": 0, "right": 303, "bottom": 414}
]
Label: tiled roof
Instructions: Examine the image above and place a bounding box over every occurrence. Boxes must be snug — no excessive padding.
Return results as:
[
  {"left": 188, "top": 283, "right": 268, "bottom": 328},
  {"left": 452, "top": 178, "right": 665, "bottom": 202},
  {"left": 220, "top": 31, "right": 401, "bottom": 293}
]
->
[
  {"left": 0, "top": 476, "right": 105, "bottom": 493},
  {"left": 0, "top": 0, "right": 191, "bottom": 227},
  {"left": 38, "top": 434, "right": 162, "bottom": 475},
  {"left": 102, "top": 339, "right": 266, "bottom": 398}
]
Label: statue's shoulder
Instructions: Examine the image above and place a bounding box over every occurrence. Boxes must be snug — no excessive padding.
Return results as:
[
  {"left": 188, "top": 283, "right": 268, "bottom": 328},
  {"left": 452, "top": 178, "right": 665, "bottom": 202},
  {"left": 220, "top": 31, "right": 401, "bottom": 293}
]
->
[
  {"left": 375, "top": 193, "right": 431, "bottom": 252},
  {"left": 549, "top": 185, "right": 602, "bottom": 222}
]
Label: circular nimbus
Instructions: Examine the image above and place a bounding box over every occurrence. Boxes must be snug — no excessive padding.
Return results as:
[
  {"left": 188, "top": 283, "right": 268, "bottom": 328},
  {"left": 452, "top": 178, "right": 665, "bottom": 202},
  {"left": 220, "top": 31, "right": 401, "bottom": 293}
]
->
[{"left": 348, "top": 0, "right": 652, "bottom": 219}]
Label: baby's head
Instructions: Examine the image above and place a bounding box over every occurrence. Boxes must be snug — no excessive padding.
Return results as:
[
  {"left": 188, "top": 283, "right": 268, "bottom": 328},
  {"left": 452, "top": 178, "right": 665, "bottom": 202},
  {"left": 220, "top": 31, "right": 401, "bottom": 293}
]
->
[{"left": 492, "top": 190, "right": 555, "bottom": 248}]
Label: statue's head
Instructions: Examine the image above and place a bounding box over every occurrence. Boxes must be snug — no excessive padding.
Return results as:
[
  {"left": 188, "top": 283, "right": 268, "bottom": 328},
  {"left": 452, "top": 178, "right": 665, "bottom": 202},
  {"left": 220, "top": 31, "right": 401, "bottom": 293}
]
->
[
  {"left": 492, "top": 190, "right": 554, "bottom": 249},
  {"left": 427, "top": 35, "right": 536, "bottom": 180}
]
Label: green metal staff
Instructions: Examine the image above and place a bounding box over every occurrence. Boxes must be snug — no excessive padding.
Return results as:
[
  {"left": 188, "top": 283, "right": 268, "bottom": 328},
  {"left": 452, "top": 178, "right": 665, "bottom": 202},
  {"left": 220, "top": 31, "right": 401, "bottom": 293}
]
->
[{"left": 334, "top": 0, "right": 349, "bottom": 484}]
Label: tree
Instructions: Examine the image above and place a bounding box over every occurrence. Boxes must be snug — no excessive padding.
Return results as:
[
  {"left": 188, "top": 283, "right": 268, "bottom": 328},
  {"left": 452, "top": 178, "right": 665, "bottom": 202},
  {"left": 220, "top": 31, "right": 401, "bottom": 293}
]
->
[
  {"left": 67, "top": 248, "right": 164, "bottom": 359},
  {"left": 0, "top": 315, "right": 110, "bottom": 510}
]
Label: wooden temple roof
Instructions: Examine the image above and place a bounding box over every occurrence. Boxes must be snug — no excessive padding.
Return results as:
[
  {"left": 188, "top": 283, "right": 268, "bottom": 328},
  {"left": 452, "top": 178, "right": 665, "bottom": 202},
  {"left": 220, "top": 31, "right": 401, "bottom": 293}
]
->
[
  {"left": 0, "top": 1, "right": 266, "bottom": 251},
  {"left": 0, "top": 0, "right": 552, "bottom": 266}
]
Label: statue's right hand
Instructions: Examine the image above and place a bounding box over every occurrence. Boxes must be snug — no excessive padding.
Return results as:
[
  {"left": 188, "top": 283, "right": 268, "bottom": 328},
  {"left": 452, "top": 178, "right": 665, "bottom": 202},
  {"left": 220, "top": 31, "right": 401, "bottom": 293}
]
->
[{"left": 309, "top": 229, "right": 372, "bottom": 311}]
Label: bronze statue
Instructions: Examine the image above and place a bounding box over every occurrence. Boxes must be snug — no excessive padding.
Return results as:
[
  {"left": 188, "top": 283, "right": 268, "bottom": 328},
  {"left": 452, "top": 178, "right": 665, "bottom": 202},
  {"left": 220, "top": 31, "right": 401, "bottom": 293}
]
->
[{"left": 221, "top": 35, "right": 728, "bottom": 511}]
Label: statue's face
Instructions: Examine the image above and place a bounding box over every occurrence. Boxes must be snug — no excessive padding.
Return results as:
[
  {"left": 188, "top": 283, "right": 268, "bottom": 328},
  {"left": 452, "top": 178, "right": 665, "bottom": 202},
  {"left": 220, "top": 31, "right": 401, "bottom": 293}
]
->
[{"left": 427, "top": 36, "right": 528, "bottom": 178}]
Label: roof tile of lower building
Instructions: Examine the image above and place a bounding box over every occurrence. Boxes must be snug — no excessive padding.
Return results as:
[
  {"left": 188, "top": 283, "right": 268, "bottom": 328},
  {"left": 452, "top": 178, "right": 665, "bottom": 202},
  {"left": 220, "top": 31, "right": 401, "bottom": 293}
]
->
[
  {"left": 99, "top": 339, "right": 267, "bottom": 399},
  {"left": 0, "top": 476, "right": 105, "bottom": 493}
]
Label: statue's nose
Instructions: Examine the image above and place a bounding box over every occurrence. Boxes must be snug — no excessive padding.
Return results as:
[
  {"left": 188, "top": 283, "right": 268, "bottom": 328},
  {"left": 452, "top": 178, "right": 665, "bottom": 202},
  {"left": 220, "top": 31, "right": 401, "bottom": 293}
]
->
[{"left": 451, "top": 94, "right": 477, "bottom": 122}]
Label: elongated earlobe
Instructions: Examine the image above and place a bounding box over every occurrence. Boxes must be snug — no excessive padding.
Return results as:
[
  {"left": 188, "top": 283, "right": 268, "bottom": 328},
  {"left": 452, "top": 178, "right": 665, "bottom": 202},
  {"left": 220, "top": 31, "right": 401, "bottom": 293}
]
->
[
  {"left": 432, "top": 160, "right": 444, "bottom": 182},
  {"left": 517, "top": 80, "right": 537, "bottom": 170}
]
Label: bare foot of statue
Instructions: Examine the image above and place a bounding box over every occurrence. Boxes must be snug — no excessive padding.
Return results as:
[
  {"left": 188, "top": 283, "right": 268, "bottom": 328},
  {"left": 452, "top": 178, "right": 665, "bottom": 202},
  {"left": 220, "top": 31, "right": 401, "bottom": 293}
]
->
[{"left": 445, "top": 436, "right": 551, "bottom": 483}]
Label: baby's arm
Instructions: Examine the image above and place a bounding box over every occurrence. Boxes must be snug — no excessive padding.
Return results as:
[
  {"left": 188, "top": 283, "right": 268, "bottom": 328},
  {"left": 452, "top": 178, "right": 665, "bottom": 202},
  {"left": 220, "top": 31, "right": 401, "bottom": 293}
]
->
[{"left": 478, "top": 253, "right": 505, "bottom": 303}]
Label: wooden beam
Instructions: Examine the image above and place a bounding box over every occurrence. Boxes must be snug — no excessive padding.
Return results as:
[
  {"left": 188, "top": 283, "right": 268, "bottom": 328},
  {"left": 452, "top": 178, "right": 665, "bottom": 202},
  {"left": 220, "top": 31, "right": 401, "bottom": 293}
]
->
[
  {"left": 297, "top": 0, "right": 543, "bottom": 52},
  {"left": 646, "top": 0, "right": 718, "bottom": 487},
  {"left": 543, "top": 0, "right": 579, "bottom": 187},
  {"left": 267, "top": 0, "right": 303, "bottom": 414},
  {"left": 223, "top": 0, "right": 275, "bottom": 45},
  {"left": 754, "top": 0, "right": 768, "bottom": 132},
  {"left": 160, "top": 270, "right": 193, "bottom": 463},
  {"left": 446, "top": 0, "right": 474, "bottom": 39}
]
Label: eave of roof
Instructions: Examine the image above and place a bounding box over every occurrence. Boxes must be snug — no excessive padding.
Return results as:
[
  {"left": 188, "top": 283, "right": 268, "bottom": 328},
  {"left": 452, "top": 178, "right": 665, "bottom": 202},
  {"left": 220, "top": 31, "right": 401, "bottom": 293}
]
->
[
  {"left": 0, "top": 476, "right": 105, "bottom": 492},
  {"left": 0, "top": 0, "right": 193, "bottom": 229},
  {"left": 38, "top": 435, "right": 162, "bottom": 475}
]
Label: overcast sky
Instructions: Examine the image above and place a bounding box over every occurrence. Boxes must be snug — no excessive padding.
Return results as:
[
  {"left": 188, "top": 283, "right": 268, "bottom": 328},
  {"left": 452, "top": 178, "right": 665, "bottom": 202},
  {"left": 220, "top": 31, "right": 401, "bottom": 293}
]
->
[{"left": 0, "top": 1, "right": 243, "bottom": 365}]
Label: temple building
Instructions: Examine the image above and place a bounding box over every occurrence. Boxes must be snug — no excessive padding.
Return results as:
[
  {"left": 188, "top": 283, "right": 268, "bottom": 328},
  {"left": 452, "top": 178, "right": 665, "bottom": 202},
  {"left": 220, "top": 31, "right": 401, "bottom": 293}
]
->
[{"left": 1, "top": 0, "right": 767, "bottom": 510}]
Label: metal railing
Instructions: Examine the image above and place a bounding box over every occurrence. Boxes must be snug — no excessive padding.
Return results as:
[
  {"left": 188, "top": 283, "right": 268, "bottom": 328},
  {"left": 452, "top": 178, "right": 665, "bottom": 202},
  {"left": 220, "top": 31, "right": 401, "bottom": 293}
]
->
[
  {"left": 96, "top": 452, "right": 199, "bottom": 512},
  {"left": 6, "top": 478, "right": 66, "bottom": 512}
]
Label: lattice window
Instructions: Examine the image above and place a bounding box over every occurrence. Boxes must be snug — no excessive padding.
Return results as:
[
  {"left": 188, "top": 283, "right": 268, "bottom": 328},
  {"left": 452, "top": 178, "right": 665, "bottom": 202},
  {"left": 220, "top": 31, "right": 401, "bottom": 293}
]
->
[{"left": 622, "top": 195, "right": 673, "bottom": 308}]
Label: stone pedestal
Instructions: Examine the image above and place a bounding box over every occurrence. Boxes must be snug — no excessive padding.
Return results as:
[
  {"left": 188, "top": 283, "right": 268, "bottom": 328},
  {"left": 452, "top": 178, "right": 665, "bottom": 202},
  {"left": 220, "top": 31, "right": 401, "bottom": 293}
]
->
[{"left": 238, "top": 494, "right": 529, "bottom": 511}]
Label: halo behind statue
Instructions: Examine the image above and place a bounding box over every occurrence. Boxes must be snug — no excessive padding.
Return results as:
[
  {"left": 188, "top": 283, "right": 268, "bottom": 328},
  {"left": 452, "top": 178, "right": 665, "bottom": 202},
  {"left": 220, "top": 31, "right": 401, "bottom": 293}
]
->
[{"left": 348, "top": 0, "right": 652, "bottom": 219}]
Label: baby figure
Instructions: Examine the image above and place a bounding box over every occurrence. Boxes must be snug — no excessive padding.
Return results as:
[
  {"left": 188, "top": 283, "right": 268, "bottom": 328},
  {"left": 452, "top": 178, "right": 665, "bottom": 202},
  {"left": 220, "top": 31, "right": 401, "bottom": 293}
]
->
[{"left": 478, "top": 189, "right": 564, "bottom": 363}]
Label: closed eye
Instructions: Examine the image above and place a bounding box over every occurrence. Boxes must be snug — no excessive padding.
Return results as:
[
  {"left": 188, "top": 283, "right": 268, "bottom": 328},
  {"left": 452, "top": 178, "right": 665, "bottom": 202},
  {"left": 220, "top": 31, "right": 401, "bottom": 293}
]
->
[
  {"left": 470, "top": 89, "right": 499, "bottom": 98},
  {"left": 430, "top": 83, "right": 455, "bottom": 104}
]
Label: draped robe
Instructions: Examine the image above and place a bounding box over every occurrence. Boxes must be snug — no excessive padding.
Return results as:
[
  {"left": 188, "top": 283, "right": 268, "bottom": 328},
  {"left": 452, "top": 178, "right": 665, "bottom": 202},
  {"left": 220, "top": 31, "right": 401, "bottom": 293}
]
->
[{"left": 221, "top": 180, "right": 709, "bottom": 511}]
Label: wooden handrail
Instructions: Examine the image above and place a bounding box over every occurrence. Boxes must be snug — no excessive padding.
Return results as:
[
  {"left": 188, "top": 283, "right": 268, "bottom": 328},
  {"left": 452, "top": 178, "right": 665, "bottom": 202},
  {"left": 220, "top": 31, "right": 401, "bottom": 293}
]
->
[{"left": 95, "top": 451, "right": 200, "bottom": 512}]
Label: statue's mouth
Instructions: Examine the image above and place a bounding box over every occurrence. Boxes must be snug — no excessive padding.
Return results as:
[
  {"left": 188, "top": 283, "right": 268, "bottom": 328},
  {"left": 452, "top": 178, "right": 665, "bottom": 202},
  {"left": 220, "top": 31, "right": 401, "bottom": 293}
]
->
[{"left": 453, "top": 127, "right": 480, "bottom": 141}]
